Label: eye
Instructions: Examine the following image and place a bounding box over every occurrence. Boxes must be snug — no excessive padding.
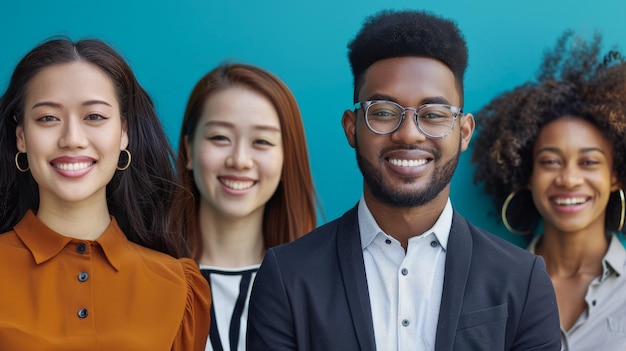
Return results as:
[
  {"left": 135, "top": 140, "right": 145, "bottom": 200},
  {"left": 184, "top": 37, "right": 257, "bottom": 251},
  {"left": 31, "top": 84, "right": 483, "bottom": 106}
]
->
[
  {"left": 208, "top": 135, "right": 230, "bottom": 144},
  {"left": 254, "top": 139, "right": 275, "bottom": 147},
  {"left": 581, "top": 159, "right": 600, "bottom": 166},
  {"left": 538, "top": 158, "right": 560, "bottom": 166},
  {"left": 419, "top": 112, "right": 448, "bottom": 120},
  {"left": 37, "top": 115, "right": 58, "bottom": 122},
  {"left": 85, "top": 114, "right": 105, "bottom": 121}
]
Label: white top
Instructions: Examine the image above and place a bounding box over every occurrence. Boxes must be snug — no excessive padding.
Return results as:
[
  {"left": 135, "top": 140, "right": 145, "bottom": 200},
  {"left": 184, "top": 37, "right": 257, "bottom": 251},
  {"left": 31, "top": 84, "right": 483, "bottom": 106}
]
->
[
  {"left": 528, "top": 234, "right": 626, "bottom": 351},
  {"left": 199, "top": 264, "right": 260, "bottom": 351},
  {"left": 358, "top": 197, "right": 451, "bottom": 351}
]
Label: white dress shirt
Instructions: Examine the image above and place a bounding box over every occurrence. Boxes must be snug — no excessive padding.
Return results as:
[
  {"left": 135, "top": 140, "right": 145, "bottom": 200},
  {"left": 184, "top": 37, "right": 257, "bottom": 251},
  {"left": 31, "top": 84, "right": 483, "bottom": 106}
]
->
[{"left": 359, "top": 197, "right": 451, "bottom": 351}]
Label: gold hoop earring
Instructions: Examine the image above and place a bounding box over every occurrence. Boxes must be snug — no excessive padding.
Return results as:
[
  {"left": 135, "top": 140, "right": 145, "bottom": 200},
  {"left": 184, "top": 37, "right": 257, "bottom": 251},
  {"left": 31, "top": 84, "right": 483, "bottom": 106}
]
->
[
  {"left": 617, "top": 189, "right": 625, "bottom": 232},
  {"left": 501, "top": 191, "right": 532, "bottom": 236},
  {"left": 117, "top": 149, "right": 131, "bottom": 171},
  {"left": 15, "top": 152, "right": 29, "bottom": 172}
]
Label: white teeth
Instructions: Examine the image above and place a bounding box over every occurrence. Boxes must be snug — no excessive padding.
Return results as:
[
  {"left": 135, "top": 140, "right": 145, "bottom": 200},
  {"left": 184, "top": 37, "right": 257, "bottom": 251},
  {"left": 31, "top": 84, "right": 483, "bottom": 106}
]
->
[
  {"left": 554, "top": 197, "right": 586, "bottom": 206},
  {"left": 222, "top": 179, "right": 254, "bottom": 190},
  {"left": 388, "top": 158, "right": 427, "bottom": 167},
  {"left": 54, "top": 162, "right": 94, "bottom": 171}
]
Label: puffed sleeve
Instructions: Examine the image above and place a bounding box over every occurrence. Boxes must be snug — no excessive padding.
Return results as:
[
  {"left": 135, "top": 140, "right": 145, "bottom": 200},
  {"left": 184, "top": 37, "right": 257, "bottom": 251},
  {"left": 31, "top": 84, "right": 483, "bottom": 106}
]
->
[{"left": 171, "top": 258, "right": 211, "bottom": 351}]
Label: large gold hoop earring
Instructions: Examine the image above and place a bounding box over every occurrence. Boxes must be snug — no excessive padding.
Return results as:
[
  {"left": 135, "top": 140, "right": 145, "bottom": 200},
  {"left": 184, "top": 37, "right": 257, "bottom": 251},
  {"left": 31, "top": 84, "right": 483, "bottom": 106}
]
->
[
  {"left": 617, "top": 189, "right": 625, "bottom": 232},
  {"left": 501, "top": 191, "right": 532, "bottom": 236},
  {"left": 15, "top": 152, "right": 29, "bottom": 172},
  {"left": 117, "top": 149, "right": 131, "bottom": 171}
]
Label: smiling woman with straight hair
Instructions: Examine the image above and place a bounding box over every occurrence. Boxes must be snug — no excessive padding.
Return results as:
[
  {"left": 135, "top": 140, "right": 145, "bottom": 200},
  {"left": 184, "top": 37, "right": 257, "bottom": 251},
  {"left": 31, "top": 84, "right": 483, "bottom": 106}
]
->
[
  {"left": 171, "top": 62, "right": 318, "bottom": 351},
  {"left": 0, "top": 37, "right": 211, "bottom": 350}
]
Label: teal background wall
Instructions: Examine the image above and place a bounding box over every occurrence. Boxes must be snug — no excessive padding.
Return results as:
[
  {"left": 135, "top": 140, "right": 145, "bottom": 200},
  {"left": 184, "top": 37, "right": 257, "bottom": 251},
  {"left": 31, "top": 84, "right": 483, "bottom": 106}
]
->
[{"left": 2, "top": 0, "right": 626, "bottom": 247}]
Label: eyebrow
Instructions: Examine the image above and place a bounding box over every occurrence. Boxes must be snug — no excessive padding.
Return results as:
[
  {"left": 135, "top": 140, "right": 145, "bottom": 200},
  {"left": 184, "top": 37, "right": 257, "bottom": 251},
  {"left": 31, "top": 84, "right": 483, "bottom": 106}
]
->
[
  {"left": 535, "top": 146, "right": 607, "bottom": 155},
  {"left": 365, "top": 93, "right": 452, "bottom": 106},
  {"left": 30, "top": 100, "right": 113, "bottom": 110},
  {"left": 203, "top": 120, "right": 281, "bottom": 132}
]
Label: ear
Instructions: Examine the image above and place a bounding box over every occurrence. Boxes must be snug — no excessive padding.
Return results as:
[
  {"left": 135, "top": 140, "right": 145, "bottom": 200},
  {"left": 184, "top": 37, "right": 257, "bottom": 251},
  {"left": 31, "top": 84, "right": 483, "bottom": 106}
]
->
[
  {"left": 342, "top": 109, "right": 357, "bottom": 148},
  {"left": 459, "top": 113, "right": 475, "bottom": 152},
  {"left": 610, "top": 171, "right": 621, "bottom": 192},
  {"left": 15, "top": 124, "right": 26, "bottom": 152},
  {"left": 184, "top": 135, "right": 193, "bottom": 170},
  {"left": 120, "top": 120, "right": 129, "bottom": 150}
]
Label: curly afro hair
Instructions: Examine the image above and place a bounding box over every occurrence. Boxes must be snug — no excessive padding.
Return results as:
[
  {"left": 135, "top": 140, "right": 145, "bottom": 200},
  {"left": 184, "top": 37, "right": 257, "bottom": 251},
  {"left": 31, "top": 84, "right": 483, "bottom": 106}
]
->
[
  {"left": 471, "top": 30, "right": 626, "bottom": 236},
  {"left": 347, "top": 9, "right": 468, "bottom": 103}
]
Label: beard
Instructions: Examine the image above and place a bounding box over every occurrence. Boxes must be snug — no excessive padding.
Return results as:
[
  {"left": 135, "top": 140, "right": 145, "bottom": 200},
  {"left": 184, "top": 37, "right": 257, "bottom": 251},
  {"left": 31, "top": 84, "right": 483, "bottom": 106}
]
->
[{"left": 355, "top": 135, "right": 461, "bottom": 208}]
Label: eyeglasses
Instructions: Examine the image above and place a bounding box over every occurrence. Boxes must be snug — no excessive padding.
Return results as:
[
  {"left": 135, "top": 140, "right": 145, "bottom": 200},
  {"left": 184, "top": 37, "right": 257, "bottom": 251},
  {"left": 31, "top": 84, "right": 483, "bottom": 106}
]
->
[{"left": 354, "top": 100, "right": 463, "bottom": 139}]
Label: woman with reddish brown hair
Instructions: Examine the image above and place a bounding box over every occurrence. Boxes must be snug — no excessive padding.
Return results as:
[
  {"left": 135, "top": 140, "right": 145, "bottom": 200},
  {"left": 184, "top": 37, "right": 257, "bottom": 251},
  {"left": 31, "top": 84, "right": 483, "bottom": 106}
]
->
[{"left": 171, "top": 62, "right": 318, "bottom": 351}]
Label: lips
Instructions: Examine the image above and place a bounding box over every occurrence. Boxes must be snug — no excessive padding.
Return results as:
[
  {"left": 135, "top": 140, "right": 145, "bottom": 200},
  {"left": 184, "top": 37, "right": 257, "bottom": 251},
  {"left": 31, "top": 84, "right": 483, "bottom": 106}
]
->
[
  {"left": 387, "top": 158, "right": 428, "bottom": 167},
  {"left": 49, "top": 156, "right": 97, "bottom": 178},
  {"left": 219, "top": 177, "right": 256, "bottom": 190}
]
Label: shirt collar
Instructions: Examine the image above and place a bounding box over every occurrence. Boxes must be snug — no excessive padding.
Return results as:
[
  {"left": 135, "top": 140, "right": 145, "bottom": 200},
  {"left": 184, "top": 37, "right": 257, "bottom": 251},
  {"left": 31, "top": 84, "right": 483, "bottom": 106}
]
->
[
  {"left": 528, "top": 233, "right": 626, "bottom": 279},
  {"left": 604, "top": 234, "right": 625, "bottom": 277},
  {"left": 14, "top": 210, "right": 127, "bottom": 271},
  {"left": 358, "top": 196, "right": 452, "bottom": 250}
]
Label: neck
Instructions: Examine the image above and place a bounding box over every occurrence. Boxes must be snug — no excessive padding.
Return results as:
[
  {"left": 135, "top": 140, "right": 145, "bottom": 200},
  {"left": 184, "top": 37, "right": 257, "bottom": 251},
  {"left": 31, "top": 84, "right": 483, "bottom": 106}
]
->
[
  {"left": 364, "top": 189, "right": 448, "bottom": 249},
  {"left": 37, "top": 194, "right": 111, "bottom": 240},
  {"left": 536, "top": 222, "right": 609, "bottom": 277},
  {"left": 197, "top": 203, "right": 265, "bottom": 268}
]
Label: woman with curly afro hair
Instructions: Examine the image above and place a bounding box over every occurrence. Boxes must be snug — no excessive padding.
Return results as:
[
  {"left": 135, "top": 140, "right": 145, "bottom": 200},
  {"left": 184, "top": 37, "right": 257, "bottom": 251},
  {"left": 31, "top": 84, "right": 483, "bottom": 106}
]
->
[{"left": 472, "top": 30, "right": 626, "bottom": 351}]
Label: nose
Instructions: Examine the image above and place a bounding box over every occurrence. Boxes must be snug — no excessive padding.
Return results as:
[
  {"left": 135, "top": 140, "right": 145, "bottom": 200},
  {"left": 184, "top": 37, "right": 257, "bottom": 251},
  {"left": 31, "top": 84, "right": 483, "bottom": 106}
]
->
[
  {"left": 58, "top": 118, "right": 88, "bottom": 149},
  {"left": 390, "top": 110, "right": 427, "bottom": 144},
  {"left": 555, "top": 164, "right": 584, "bottom": 188},
  {"left": 225, "top": 143, "right": 253, "bottom": 170}
]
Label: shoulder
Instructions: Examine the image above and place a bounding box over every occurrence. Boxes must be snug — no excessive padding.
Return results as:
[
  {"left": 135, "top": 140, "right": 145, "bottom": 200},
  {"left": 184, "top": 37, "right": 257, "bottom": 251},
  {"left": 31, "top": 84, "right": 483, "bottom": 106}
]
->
[
  {"left": 125, "top": 241, "right": 194, "bottom": 282},
  {"left": 452, "top": 212, "right": 539, "bottom": 266},
  {"left": 271, "top": 207, "right": 355, "bottom": 259}
]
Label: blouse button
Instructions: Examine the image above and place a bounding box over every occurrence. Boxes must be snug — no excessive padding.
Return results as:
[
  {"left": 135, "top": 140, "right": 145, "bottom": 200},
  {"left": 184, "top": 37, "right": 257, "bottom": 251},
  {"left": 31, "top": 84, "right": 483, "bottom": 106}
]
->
[
  {"left": 77, "top": 308, "right": 89, "bottom": 319},
  {"left": 430, "top": 241, "right": 438, "bottom": 247},
  {"left": 402, "top": 319, "right": 410, "bottom": 327},
  {"left": 77, "top": 272, "right": 89, "bottom": 282},
  {"left": 385, "top": 239, "right": 392, "bottom": 244},
  {"left": 401, "top": 268, "right": 409, "bottom": 276},
  {"left": 76, "top": 243, "right": 87, "bottom": 254}
]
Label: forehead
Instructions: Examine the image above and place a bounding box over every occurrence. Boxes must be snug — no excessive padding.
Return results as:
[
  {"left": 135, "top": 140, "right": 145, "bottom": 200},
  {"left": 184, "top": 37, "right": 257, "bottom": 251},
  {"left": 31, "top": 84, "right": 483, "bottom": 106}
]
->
[
  {"left": 359, "top": 56, "right": 460, "bottom": 105},
  {"left": 535, "top": 117, "right": 612, "bottom": 154},
  {"left": 199, "top": 86, "right": 280, "bottom": 128},
  {"left": 25, "top": 61, "right": 117, "bottom": 105}
]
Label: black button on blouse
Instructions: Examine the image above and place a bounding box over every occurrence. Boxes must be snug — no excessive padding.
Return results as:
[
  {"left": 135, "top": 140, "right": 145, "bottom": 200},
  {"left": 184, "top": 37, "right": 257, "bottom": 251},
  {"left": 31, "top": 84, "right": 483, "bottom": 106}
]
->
[
  {"left": 77, "top": 308, "right": 88, "bottom": 319},
  {"left": 77, "top": 272, "right": 89, "bottom": 282},
  {"left": 76, "top": 243, "right": 87, "bottom": 254}
]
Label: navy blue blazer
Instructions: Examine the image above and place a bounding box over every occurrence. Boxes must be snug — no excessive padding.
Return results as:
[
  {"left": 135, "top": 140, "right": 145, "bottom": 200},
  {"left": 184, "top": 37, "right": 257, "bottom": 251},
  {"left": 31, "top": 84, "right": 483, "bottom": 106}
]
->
[{"left": 247, "top": 206, "right": 561, "bottom": 350}]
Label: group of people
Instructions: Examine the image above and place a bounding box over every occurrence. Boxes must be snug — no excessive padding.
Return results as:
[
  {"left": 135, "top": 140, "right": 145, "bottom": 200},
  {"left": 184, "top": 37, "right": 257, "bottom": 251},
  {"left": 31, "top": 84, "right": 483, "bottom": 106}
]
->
[{"left": 0, "top": 7, "right": 623, "bottom": 351}]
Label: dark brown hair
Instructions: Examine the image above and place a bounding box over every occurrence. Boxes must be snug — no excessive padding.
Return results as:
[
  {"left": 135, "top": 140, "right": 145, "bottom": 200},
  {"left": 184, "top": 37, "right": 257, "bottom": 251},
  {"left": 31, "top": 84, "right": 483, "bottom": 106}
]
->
[
  {"left": 0, "top": 37, "right": 187, "bottom": 257},
  {"left": 172, "top": 63, "right": 318, "bottom": 260},
  {"left": 472, "top": 30, "right": 626, "bottom": 235}
]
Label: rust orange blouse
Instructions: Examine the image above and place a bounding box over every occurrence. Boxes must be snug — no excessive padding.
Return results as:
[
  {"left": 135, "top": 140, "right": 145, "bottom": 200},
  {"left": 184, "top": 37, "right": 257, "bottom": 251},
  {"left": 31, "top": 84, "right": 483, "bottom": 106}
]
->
[{"left": 0, "top": 210, "right": 211, "bottom": 350}]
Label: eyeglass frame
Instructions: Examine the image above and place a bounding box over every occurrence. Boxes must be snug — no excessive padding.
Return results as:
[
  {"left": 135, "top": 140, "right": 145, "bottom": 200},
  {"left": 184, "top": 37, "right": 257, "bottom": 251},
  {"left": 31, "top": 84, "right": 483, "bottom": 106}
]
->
[{"left": 354, "top": 100, "right": 463, "bottom": 139}]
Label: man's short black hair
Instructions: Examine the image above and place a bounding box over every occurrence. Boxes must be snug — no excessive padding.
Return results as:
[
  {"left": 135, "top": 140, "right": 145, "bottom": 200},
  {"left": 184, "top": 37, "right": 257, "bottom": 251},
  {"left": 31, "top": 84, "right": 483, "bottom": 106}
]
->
[{"left": 347, "top": 9, "right": 468, "bottom": 103}]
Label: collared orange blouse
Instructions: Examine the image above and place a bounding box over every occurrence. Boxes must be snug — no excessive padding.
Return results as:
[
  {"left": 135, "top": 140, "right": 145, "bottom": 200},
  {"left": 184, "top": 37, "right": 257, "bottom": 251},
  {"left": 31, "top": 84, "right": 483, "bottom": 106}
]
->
[{"left": 0, "top": 210, "right": 211, "bottom": 350}]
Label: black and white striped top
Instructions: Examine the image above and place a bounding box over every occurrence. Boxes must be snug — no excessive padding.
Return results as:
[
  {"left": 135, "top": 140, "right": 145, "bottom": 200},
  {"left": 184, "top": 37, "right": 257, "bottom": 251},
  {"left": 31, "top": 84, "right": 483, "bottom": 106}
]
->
[{"left": 200, "top": 264, "right": 260, "bottom": 351}]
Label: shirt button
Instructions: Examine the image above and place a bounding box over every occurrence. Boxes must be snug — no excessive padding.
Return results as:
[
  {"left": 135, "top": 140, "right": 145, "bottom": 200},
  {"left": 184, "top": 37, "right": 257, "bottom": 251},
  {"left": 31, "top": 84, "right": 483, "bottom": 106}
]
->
[
  {"left": 76, "top": 243, "right": 87, "bottom": 254},
  {"left": 402, "top": 319, "right": 410, "bottom": 327},
  {"left": 430, "top": 241, "right": 438, "bottom": 247},
  {"left": 592, "top": 300, "right": 597, "bottom": 306},
  {"left": 401, "top": 268, "right": 409, "bottom": 276},
  {"left": 78, "top": 272, "right": 89, "bottom": 282},
  {"left": 77, "top": 308, "right": 89, "bottom": 319},
  {"left": 385, "top": 239, "right": 392, "bottom": 244}
]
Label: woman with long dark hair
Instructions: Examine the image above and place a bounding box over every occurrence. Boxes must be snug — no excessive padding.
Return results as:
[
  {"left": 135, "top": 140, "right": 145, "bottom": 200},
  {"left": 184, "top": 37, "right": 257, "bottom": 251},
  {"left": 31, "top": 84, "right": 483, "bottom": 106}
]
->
[{"left": 0, "top": 37, "right": 211, "bottom": 350}]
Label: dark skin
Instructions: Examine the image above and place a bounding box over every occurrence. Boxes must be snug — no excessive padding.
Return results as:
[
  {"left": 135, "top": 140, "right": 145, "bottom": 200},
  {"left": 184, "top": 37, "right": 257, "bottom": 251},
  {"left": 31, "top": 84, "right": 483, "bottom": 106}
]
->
[
  {"left": 342, "top": 57, "right": 474, "bottom": 249},
  {"left": 528, "top": 117, "right": 618, "bottom": 330}
]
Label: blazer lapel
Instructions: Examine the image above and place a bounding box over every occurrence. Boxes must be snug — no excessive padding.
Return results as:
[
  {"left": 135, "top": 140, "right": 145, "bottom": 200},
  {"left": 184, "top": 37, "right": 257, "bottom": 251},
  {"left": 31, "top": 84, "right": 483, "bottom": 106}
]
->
[
  {"left": 435, "top": 212, "right": 472, "bottom": 351},
  {"left": 336, "top": 206, "right": 377, "bottom": 351}
]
